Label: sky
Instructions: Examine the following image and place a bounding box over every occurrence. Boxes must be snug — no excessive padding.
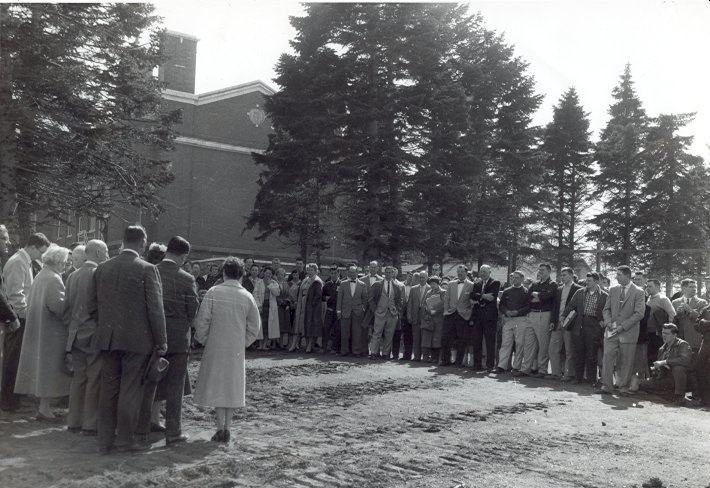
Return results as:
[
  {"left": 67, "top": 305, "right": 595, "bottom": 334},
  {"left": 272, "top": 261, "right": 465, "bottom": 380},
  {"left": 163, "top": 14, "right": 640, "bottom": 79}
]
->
[{"left": 154, "top": 0, "right": 710, "bottom": 157}]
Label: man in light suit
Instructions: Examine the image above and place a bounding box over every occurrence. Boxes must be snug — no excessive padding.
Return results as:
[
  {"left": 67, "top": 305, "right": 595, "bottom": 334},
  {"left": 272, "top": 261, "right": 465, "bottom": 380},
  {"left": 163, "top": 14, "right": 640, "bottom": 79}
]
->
[
  {"left": 407, "top": 271, "right": 429, "bottom": 361},
  {"left": 93, "top": 226, "right": 167, "bottom": 453},
  {"left": 599, "top": 265, "right": 646, "bottom": 395},
  {"left": 337, "top": 264, "right": 368, "bottom": 356},
  {"left": 441, "top": 265, "right": 475, "bottom": 367},
  {"left": 65, "top": 239, "right": 109, "bottom": 435},
  {"left": 367, "top": 266, "right": 404, "bottom": 359},
  {"left": 137, "top": 236, "right": 198, "bottom": 446}
]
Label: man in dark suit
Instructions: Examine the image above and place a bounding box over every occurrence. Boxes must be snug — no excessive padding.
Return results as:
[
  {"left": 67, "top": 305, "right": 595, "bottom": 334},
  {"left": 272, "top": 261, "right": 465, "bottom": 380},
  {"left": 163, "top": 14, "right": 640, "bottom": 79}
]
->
[
  {"left": 441, "top": 265, "right": 475, "bottom": 367},
  {"left": 562, "top": 272, "right": 608, "bottom": 385},
  {"left": 137, "top": 236, "right": 198, "bottom": 446},
  {"left": 93, "top": 226, "right": 167, "bottom": 453},
  {"left": 471, "top": 265, "right": 501, "bottom": 371},
  {"left": 337, "top": 264, "right": 368, "bottom": 356},
  {"left": 548, "top": 267, "right": 583, "bottom": 380}
]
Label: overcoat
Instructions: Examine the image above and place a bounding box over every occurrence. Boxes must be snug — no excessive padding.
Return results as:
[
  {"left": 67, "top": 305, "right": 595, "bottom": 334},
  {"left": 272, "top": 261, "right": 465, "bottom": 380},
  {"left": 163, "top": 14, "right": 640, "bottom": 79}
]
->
[
  {"left": 15, "top": 267, "right": 71, "bottom": 397},
  {"left": 193, "top": 280, "right": 261, "bottom": 408}
]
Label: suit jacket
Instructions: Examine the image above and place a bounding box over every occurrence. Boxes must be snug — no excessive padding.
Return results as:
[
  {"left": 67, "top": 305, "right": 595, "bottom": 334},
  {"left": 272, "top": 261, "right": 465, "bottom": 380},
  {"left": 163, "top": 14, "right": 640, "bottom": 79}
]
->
[
  {"left": 65, "top": 261, "right": 99, "bottom": 352},
  {"left": 336, "top": 279, "right": 367, "bottom": 319},
  {"left": 551, "top": 282, "right": 584, "bottom": 327},
  {"left": 92, "top": 250, "right": 167, "bottom": 355},
  {"left": 443, "top": 279, "right": 475, "bottom": 321},
  {"left": 406, "top": 283, "right": 430, "bottom": 325},
  {"left": 602, "top": 283, "right": 646, "bottom": 344},
  {"left": 471, "top": 278, "right": 501, "bottom": 322},
  {"left": 366, "top": 279, "right": 404, "bottom": 322},
  {"left": 563, "top": 287, "right": 608, "bottom": 336},
  {"left": 157, "top": 260, "right": 199, "bottom": 353},
  {"left": 658, "top": 337, "right": 693, "bottom": 369},
  {"left": 672, "top": 295, "right": 708, "bottom": 350}
]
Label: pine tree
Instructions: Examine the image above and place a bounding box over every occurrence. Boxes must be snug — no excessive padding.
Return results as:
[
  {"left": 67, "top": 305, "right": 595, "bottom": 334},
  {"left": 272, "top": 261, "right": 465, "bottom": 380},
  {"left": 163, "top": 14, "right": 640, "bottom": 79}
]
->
[
  {"left": 589, "top": 64, "right": 648, "bottom": 265},
  {"left": 0, "top": 4, "right": 179, "bottom": 238},
  {"left": 540, "top": 87, "right": 593, "bottom": 271},
  {"left": 636, "top": 113, "right": 708, "bottom": 291}
]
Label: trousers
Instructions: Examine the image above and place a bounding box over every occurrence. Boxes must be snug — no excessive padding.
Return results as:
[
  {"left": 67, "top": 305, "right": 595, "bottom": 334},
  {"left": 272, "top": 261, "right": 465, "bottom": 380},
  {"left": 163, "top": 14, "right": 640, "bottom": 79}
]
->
[
  {"left": 441, "top": 313, "right": 471, "bottom": 365},
  {"left": 527, "top": 311, "right": 552, "bottom": 373},
  {"left": 369, "top": 311, "right": 399, "bottom": 356},
  {"left": 472, "top": 318, "right": 497, "bottom": 369},
  {"left": 137, "top": 352, "right": 189, "bottom": 438},
  {"left": 67, "top": 348, "right": 102, "bottom": 431},
  {"left": 640, "top": 366, "right": 689, "bottom": 396},
  {"left": 1, "top": 319, "right": 25, "bottom": 410},
  {"left": 340, "top": 313, "right": 366, "bottom": 355},
  {"left": 572, "top": 316, "right": 603, "bottom": 383},
  {"left": 549, "top": 326, "right": 576, "bottom": 378},
  {"left": 601, "top": 335, "right": 636, "bottom": 390},
  {"left": 97, "top": 350, "right": 149, "bottom": 449},
  {"left": 497, "top": 316, "right": 526, "bottom": 370}
]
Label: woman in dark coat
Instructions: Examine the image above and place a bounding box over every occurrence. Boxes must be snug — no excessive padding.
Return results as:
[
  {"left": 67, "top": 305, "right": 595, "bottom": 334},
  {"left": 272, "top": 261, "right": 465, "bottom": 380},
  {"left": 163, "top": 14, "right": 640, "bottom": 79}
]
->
[{"left": 291, "top": 263, "right": 323, "bottom": 353}]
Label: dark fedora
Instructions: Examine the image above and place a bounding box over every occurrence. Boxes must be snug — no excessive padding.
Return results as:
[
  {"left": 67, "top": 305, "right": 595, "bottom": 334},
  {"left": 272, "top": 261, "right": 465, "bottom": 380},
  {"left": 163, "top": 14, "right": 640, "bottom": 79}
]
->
[{"left": 143, "top": 350, "right": 170, "bottom": 384}]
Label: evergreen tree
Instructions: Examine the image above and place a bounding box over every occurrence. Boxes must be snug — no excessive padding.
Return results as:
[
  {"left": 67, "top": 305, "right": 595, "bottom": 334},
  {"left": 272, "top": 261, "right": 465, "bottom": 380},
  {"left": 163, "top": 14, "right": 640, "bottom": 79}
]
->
[
  {"left": 636, "top": 113, "right": 708, "bottom": 291},
  {"left": 540, "top": 87, "right": 593, "bottom": 271},
  {"left": 0, "top": 4, "right": 179, "bottom": 237},
  {"left": 589, "top": 64, "right": 648, "bottom": 265}
]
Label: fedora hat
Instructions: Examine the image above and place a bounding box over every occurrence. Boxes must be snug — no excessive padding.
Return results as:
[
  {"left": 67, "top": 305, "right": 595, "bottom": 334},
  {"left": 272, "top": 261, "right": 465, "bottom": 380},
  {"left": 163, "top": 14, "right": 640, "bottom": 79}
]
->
[{"left": 143, "top": 350, "right": 170, "bottom": 384}]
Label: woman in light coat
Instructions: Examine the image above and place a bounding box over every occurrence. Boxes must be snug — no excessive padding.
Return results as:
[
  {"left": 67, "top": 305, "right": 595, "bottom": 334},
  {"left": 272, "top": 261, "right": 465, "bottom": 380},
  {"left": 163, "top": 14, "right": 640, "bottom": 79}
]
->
[
  {"left": 14, "top": 244, "right": 71, "bottom": 420},
  {"left": 258, "top": 266, "right": 281, "bottom": 349},
  {"left": 193, "top": 257, "right": 261, "bottom": 442}
]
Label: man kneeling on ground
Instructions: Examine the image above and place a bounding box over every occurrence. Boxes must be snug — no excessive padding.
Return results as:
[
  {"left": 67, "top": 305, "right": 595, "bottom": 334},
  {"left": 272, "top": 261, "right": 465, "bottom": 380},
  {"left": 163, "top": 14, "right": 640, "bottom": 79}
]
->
[{"left": 640, "top": 323, "right": 692, "bottom": 406}]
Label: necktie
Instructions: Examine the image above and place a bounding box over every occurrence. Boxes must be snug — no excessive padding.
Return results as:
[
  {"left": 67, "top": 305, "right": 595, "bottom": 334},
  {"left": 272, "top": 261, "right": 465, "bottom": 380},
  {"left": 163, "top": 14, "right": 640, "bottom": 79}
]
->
[
  {"left": 620, "top": 286, "right": 626, "bottom": 302},
  {"left": 387, "top": 280, "right": 391, "bottom": 296}
]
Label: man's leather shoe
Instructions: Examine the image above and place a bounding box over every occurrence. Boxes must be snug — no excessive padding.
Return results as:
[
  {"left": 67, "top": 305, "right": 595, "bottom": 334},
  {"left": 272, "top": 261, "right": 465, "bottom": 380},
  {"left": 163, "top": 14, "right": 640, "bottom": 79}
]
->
[
  {"left": 490, "top": 367, "right": 505, "bottom": 374},
  {"left": 115, "top": 441, "right": 150, "bottom": 453},
  {"left": 166, "top": 434, "right": 189, "bottom": 446},
  {"left": 672, "top": 395, "right": 687, "bottom": 406},
  {"left": 67, "top": 426, "right": 82, "bottom": 434},
  {"left": 595, "top": 387, "right": 612, "bottom": 395},
  {"left": 150, "top": 422, "right": 166, "bottom": 433}
]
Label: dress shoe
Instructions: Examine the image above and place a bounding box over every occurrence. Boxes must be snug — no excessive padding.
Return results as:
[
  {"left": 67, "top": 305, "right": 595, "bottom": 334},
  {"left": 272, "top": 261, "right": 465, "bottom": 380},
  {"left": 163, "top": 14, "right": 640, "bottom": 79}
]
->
[
  {"left": 115, "top": 441, "right": 151, "bottom": 453},
  {"left": 545, "top": 374, "right": 561, "bottom": 380},
  {"left": 211, "top": 430, "right": 226, "bottom": 442},
  {"left": 368, "top": 354, "right": 378, "bottom": 360},
  {"left": 150, "top": 422, "right": 166, "bottom": 433},
  {"left": 166, "top": 434, "right": 189, "bottom": 446},
  {"left": 532, "top": 372, "right": 546, "bottom": 378},
  {"left": 223, "top": 430, "right": 231, "bottom": 442},
  {"left": 68, "top": 426, "right": 82, "bottom": 434},
  {"left": 672, "top": 395, "right": 687, "bottom": 407},
  {"left": 561, "top": 376, "right": 573, "bottom": 383},
  {"left": 37, "top": 412, "right": 62, "bottom": 423},
  {"left": 490, "top": 367, "right": 506, "bottom": 374},
  {"left": 512, "top": 370, "right": 528, "bottom": 377},
  {"left": 595, "top": 386, "right": 612, "bottom": 395}
]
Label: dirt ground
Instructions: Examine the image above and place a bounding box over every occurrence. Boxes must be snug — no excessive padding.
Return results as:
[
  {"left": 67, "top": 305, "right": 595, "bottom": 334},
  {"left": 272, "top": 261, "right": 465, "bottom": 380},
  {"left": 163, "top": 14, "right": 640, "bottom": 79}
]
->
[{"left": 1, "top": 350, "right": 709, "bottom": 488}]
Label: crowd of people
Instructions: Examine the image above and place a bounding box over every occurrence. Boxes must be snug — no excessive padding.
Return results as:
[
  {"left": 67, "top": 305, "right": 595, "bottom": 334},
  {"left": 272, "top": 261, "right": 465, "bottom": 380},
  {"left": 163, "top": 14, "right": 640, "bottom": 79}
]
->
[{"left": 1, "top": 225, "right": 708, "bottom": 455}]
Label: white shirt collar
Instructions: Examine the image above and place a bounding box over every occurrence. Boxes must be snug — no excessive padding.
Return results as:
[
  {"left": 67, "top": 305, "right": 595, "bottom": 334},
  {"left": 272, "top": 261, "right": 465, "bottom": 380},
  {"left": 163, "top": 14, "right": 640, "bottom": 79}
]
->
[
  {"left": 84, "top": 260, "right": 98, "bottom": 267},
  {"left": 162, "top": 258, "right": 177, "bottom": 265}
]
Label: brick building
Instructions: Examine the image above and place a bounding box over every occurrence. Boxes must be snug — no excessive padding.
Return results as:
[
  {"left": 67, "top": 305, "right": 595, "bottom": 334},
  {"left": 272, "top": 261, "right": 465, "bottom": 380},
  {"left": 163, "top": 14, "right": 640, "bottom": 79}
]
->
[{"left": 46, "top": 30, "right": 352, "bottom": 263}]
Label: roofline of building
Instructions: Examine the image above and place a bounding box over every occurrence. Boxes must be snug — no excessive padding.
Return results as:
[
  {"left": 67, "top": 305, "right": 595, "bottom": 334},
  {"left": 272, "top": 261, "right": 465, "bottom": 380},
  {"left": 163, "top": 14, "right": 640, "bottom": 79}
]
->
[
  {"left": 175, "top": 136, "right": 265, "bottom": 155},
  {"left": 162, "top": 80, "right": 276, "bottom": 106},
  {"left": 163, "top": 30, "right": 200, "bottom": 42}
]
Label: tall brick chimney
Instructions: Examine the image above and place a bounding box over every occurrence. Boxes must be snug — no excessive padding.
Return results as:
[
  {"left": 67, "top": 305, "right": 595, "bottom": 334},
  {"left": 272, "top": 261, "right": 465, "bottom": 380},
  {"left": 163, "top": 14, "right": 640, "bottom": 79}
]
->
[{"left": 158, "top": 30, "right": 198, "bottom": 94}]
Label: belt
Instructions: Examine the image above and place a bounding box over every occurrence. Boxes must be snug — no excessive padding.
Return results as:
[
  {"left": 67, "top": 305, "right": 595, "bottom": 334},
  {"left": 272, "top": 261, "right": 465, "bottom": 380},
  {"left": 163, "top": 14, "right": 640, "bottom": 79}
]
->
[
  {"left": 583, "top": 314, "right": 597, "bottom": 318},
  {"left": 530, "top": 309, "right": 548, "bottom": 313}
]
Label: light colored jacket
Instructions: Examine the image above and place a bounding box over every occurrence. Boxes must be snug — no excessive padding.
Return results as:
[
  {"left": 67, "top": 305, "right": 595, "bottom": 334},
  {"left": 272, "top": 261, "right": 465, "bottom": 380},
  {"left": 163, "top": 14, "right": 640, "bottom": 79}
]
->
[{"left": 602, "top": 282, "right": 646, "bottom": 344}]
